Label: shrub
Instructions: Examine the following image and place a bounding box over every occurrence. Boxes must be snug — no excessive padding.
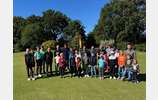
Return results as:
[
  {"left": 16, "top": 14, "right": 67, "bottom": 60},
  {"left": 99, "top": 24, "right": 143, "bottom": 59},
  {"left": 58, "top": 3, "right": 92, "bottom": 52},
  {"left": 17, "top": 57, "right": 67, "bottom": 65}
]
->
[{"left": 41, "top": 40, "right": 57, "bottom": 51}]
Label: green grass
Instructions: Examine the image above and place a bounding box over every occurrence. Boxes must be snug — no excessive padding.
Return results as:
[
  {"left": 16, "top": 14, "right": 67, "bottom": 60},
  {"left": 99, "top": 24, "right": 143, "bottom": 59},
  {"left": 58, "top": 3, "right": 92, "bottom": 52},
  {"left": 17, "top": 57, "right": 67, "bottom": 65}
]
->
[{"left": 13, "top": 52, "right": 146, "bottom": 100}]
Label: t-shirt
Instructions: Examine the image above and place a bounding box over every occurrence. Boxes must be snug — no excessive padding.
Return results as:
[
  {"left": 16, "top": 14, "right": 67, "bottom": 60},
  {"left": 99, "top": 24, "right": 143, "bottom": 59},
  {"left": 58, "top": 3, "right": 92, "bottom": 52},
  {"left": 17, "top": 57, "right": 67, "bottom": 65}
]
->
[
  {"left": 118, "top": 55, "right": 126, "bottom": 66},
  {"left": 98, "top": 58, "right": 105, "bottom": 68},
  {"left": 34, "top": 51, "right": 42, "bottom": 60},
  {"left": 55, "top": 56, "right": 60, "bottom": 64},
  {"left": 40, "top": 50, "right": 45, "bottom": 60}
]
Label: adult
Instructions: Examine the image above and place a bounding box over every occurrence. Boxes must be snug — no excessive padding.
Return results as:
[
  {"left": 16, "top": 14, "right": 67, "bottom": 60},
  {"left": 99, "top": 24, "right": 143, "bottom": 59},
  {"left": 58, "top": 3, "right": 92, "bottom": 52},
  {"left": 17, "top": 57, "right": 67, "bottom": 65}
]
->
[
  {"left": 44, "top": 48, "right": 53, "bottom": 76},
  {"left": 63, "top": 44, "right": 70, "bottom": 69},
  {"left": 55, "top": 44, "right": 61, "bottom": 54},
  {"left": 25, "top": 48, "right": 35, "bottom": 80},
  {"left": 125, "top": 43, "right": 136, "bottom": 60},
  {"left": 40, "top": 46, "right": 46, "bottom": 74},
  {"left": 34, "top": 47, "right": 42, "bottom": 77}
]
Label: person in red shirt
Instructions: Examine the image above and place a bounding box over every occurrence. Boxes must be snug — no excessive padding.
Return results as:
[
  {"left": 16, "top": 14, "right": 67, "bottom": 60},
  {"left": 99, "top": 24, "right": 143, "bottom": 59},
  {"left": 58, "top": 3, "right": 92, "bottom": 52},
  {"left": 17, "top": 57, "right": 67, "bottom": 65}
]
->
[
  {"left": 117, "top": 50, "right": 126, "bottom": 79},
  {"left": 58, "top": 53, "right": 66, "bottom": 78},
  {"left": 76, "top": 57, "right": 82, "bottom": 78}
]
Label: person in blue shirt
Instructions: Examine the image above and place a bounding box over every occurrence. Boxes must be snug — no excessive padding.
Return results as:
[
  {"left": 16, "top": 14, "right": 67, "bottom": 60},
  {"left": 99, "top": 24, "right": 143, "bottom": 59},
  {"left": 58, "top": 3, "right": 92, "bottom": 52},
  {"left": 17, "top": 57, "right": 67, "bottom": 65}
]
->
[{"left": 98, "top": 55, "right": 106, "bottom": 80}]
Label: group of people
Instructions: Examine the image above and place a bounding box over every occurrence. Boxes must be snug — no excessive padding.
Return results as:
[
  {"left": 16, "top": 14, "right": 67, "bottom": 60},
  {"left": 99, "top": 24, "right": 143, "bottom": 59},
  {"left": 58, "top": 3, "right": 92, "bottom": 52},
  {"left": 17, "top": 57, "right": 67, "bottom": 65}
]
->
[{"left": 24, "top": 43, "right": 140, "bottom": 83}]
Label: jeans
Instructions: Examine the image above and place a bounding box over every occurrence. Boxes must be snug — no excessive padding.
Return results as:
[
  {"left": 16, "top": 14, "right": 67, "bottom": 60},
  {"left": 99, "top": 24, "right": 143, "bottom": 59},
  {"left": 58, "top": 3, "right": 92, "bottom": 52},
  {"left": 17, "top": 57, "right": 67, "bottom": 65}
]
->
[
  {"left": 90, "top": 65, "right": 96, "bottom": 77},
  {"left": 42, "top": 60, "right": 46, "bottom": 74},
  {"left": 99, "top": 67, "right": 104, "bottom": 77},
  {"left": 109, "top": 66, "right": 117, "bottom": 77},
  {"left": 46, "top": 63, "right": 53, "bottom": 75},
  {"left": 86, "top": 65, "right": 91, "bottom": 75},
  {"left": 55, "top": 63, "right": 59, "bottom": 75},
  {"left": 59, "top": 67, "right": 64, "bottom": 77},
  {"left": 36, "top": 59, "right": 42, "bottom": 75},
  {"left": 77, "top": 67, "right": 82, "bottom": 77},
  {"left": 118, "top": 67, "right": 125, "bottom": 78},
  {"left": 26, "top": 65, "right": 34, "bottom": 78},
  {"left": 122, "top": 68, "right": 132, "bottom": 80}
]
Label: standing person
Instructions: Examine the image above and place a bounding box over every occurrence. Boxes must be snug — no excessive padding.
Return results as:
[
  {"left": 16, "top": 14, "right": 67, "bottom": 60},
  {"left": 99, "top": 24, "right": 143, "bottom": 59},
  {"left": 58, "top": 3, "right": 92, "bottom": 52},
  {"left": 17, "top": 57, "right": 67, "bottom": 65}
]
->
[
  {"left": 63, "top": 44, "right": 70, "bottom": 70},
  {"left": 125, "top": 43, "right": 136, "bottom": 60},
  {"left": 89, "top": 53, "right": 97, "bottom": 78},
  {"left": 75, "top": 50, "right": 81, "bottom": 76},
  {"left": 34, "top": 47, "right": 42, "bottom": 78},
  {"left": 117, "top": 50, "right": 126, "bottom": 80},
  {"left": 30, "top": 48, "right": 35, "bottom": 73},
  {"left": 55, "top": 44, "right": 61, "bottom": 54},
  {"left": 76, "top": 57, "right": 82, "bottom": 78},
  {"left": 54, "top": 52, "right": 60, "bottom": 75},
  {"left": 106, "top": 45, "right": 112, "bottom": 56},
  {"left": 44, "top": 48, "right": 53, "bottom": 76},
  {"left": 98, "top": 55, "right": 106, "bottom": 80},
  {"left": 40, "top": 46, "right": 46, "bottom": 74},
  {"left": 58, "top": 53, "right": 66, "bottom": 78},
  {"left": 69, "top": 48, "right": 76, "bottom": 77},
  {"left": 131, "top": 59, "right": 140, "bottom": 83},
  {"left": 82, "top": 52, "right": 89, "bottom": 76},
  {"left": 109, "top": 51, "right": 117, "bottom": 79},
  {"left": 24, "top": 48, "right": 35, "bottom": 80}
]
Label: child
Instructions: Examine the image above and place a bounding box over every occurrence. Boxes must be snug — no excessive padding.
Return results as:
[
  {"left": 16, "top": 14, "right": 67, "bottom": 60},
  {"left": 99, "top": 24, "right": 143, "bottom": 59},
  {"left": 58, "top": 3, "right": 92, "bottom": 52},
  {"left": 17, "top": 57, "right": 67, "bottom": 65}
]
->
[
  {"left": 117, "top": 50, "right": 126, "bottom": 80},
  {"left": 89, "top": 53, "right": 97, "bottom": 78},
  {"left": 24, "top": 48, "right": 35, "bottom": 80},
  {"left": 54, "top": 52, "right": 60, "bottom": 75},
  {"left": 58, "top": 53, "right": 65, "bottom": 78},
  {"left": 109, "top": 51, "right": 117, "bottom": 79},
  {"left": 131, "top": 59, "right": 140, "bottom": 83},
  {"left": 122, "top": 55, "right": 133, "bottom": 81},
  {"left": 98, "top": 56, "right": 106, "bottom": 80},
  {"left": 76, "top": 57, "right": 82, "bottom": 78},
  {"left": 69, "top": 48, "right": 76, "bottom": 77}
]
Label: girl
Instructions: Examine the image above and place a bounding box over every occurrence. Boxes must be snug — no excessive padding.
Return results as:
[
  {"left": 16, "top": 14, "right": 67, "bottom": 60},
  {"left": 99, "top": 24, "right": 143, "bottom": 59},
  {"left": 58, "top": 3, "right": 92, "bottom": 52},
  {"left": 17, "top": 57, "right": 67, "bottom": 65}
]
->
[
  {"left": 131, "top": 59, "right": 140, "bottom": 83},
  {"left": 109, "top": 51, "right": 117, "bottom": 79},
  {"left": 117, "top": 50, "right": 126, "bottom": 79},
  {"left": 76, "top": 57, "right": 82, "bottom": 78},
  {"left": 58, "top": 53, "right": 66, "bottom": 78},
  {"left": 98, "top": 56, "right": 106, "bottom": 80},
  {"left": 54, "top": 52, "right": 60, "bottom": 75}
]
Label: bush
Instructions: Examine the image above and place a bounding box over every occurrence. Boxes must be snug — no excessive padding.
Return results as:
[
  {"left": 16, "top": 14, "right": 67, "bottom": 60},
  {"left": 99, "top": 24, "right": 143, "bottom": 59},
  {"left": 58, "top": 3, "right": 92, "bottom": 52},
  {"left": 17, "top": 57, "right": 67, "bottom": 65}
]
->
[
  {"left": 41, "top": 40, "right": 57, "bottom": 51},
  {"left": 116, "top": 42, "right": 127, "bottom": 50}
]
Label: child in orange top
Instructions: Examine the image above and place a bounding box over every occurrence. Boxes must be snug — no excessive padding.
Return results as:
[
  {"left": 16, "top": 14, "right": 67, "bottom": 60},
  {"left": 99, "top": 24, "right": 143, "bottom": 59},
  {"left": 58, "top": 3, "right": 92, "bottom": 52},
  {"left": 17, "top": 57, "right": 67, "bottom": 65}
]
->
[{"left": 117, "top": 50, "right": 126, "bottom": 79}]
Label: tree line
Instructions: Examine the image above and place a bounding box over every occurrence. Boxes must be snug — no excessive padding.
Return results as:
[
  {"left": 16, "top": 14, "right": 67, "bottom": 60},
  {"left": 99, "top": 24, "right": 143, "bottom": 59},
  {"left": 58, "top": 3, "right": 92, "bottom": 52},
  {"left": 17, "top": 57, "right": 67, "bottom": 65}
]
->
[{"left": 14, "top": 0, "right": 146, "bottom": 52}]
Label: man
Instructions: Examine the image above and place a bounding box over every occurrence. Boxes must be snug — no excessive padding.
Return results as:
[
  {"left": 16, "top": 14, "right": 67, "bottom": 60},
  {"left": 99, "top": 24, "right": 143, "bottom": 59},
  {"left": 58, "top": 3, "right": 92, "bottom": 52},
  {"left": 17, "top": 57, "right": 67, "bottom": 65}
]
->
[
  {"left": 63, "top": 44, "right": 70, "bottom": 69},
  {"left": 34, "top": 47, "right": 42, "bottom": 77},
  {"left": 44, "top": 48, "right": 53, "bottom": 76},
  {"left": 125, "top": 43, "right": 136, "bottom": 60}
]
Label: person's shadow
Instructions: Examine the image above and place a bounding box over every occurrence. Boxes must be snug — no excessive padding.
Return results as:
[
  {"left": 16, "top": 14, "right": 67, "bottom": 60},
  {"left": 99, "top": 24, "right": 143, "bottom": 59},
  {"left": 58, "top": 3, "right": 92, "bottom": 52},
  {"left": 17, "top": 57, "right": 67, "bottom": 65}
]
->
[{"left": 138, "top": 73, "right": 146, "bottom": 82}]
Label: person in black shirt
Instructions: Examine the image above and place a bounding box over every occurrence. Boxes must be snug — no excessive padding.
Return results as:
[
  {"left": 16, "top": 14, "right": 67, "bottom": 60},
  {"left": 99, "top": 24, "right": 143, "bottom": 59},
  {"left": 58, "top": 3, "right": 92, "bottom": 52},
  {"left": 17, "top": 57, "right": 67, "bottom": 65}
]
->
[
  {"left": 24, "top": 48, "right": 35, "bottom": 81},
  {"left": 44, "top": 48, "right": 53, "bottom": 76}
]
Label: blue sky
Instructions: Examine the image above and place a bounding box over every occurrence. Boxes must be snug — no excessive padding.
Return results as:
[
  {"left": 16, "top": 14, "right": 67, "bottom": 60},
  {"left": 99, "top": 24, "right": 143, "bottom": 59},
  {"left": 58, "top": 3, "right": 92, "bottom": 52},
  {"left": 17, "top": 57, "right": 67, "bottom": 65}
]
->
[{"left": 14, "top": 0, "right": 109, "bottom": 34}]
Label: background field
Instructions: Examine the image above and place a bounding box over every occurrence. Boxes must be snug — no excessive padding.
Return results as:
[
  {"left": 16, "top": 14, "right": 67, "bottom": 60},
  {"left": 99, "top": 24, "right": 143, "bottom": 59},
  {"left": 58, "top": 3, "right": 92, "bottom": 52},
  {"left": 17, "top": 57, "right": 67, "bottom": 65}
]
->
[{"left": 13, "top": 52, "right": 146, "bottom": 100}]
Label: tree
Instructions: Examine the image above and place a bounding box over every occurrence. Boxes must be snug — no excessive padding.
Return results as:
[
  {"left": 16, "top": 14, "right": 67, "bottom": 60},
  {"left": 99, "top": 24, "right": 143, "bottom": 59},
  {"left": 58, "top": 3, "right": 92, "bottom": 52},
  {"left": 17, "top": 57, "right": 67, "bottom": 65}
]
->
[{"left": 21, "top": 23, "right": 45, "bottom": 48}]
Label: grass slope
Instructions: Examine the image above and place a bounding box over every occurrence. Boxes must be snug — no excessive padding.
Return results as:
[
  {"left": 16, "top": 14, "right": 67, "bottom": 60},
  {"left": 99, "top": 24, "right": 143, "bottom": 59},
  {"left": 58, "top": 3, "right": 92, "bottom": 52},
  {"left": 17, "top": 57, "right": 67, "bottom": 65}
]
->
[{"left": 13, "top": 52, "right": 146, "bottom": 100}]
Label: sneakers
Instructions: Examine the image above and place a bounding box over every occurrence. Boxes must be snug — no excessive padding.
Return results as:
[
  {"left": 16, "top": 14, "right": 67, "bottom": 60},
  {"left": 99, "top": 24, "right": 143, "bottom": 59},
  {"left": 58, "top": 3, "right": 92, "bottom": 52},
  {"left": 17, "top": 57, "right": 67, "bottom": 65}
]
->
[
  {"left": 27, "top": 78, "right": 31, "bottom": 81},
  {"left": 32, "top": 77, "right": 35, "bottom": 81},
  {"left": 113, "top": 77, "right": 116, "bottom": 80},
  {"left": 38, "top": 74, "right": 42, "bottom": 78},
  {"left": 109, "top": 76, "right": 112, "bottom": 79}
]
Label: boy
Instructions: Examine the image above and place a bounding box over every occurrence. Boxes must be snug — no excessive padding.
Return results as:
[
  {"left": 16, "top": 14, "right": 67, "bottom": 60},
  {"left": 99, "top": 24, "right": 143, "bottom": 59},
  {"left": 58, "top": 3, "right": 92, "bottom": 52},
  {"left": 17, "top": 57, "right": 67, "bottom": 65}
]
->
[
  {"left": 69, "top": 48, "right": 76, "bottom": 77},
  {"left": 98, "top": 56, "right": 106, "bottom": 80},
  {"left": 89, "top": 53, "right": 97, "bottom": 78},
  {"left": 109, "top": 51, "right": 117, "bottom": 79},
  {"left": 44, "top": 48, "right": 53, "bottom": 76}
]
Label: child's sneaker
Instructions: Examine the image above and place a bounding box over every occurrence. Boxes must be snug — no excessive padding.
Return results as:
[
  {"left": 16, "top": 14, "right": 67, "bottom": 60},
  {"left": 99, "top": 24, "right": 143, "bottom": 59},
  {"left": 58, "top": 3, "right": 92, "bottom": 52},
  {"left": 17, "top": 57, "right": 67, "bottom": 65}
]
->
[
  {"left": 27, "top": 78, "right": 31, "bottom": 81},
  {"left": 109, "top": 76, "right": 112, "bottom": 79}
]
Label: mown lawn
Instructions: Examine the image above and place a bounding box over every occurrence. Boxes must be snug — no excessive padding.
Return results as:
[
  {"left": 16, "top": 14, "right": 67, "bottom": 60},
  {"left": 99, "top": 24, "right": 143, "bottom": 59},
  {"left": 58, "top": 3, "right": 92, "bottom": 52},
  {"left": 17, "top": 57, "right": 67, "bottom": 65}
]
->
[{"left": 13, "top": 52, "right": 146, "bottom": 100}]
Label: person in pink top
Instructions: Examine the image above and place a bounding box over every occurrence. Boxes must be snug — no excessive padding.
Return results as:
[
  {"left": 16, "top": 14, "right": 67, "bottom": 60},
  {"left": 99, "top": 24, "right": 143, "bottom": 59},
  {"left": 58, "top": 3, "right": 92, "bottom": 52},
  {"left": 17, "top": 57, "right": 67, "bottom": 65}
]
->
[{"left": 54, "top": 52, "right": 60, "bottom": 75}]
